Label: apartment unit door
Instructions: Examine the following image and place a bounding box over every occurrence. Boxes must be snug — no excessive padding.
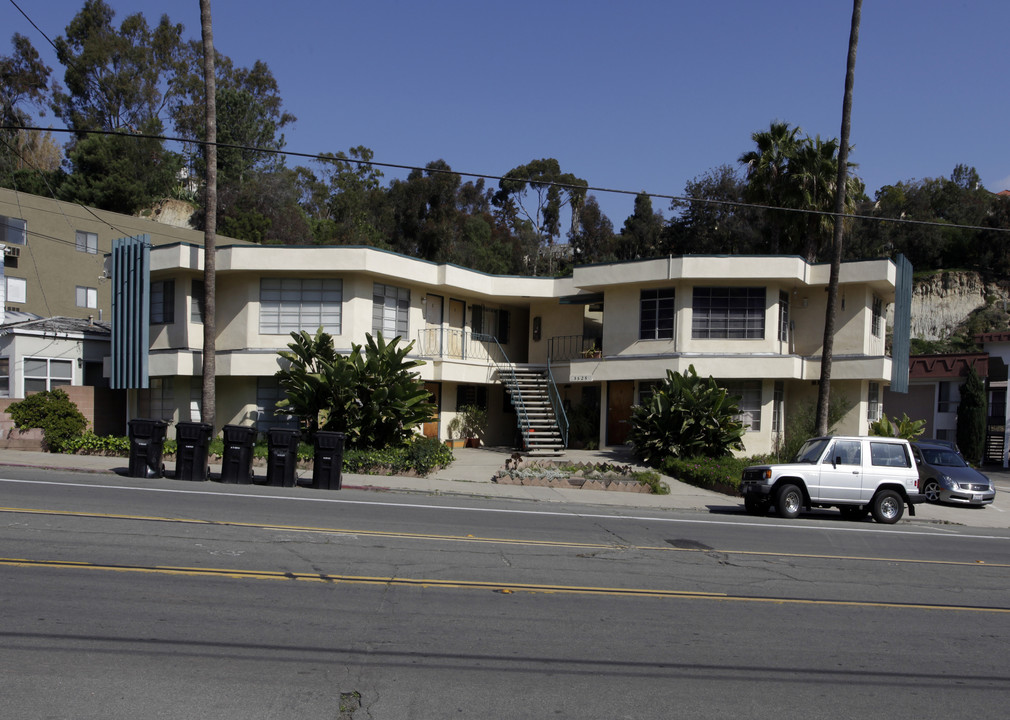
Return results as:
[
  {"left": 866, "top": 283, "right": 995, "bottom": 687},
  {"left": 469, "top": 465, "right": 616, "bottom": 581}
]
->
[
  {"left": 423, "top": 382, "right": 441, "bottom": 438},
  {"left": 425, "top": 294, "right": 443, "bottom": 356},
  {"left": 448, "top": 298, "right": 465, "bottom": 358},
  {"left": 606, "top": 380, "right": 635, "bottom": 446}
]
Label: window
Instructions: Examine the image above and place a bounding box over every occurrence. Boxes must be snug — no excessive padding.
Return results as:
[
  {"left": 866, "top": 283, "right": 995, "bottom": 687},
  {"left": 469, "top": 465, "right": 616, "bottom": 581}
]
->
[
  {"left": 24, "top": 357, "right": 73, "bottom": 394},
  {"left": 151, "top": 280, "right": 175, "bottom": 324},
  {"left": 137, "top": 377, "right": 174, "bottom": 422},
  {"left": 456, "top": 384, "right": 488, "bottom": 410},
  {"left": 192, "top": 279, "right": 205, "bottom": 323},
  {"left": 640, "top": 288, "right": 675, "bottom": 340},
  {"left": 870, "top": 441, "right": 911, "bottom": 468},
  {"left": 260, "top": 278, "right": 342, "bottom": 335},
  {"left": 1, "top": 215, "right": 26, "bottom": 245},
  {"left": 724, "top": 380, "right": 762, "bottom": 431},
  {"left": 0, "top": 357, "right": 9, "bottom": 397},
  {"left": 867, "top": 382, "right": 881, "bottom": 421},
  {"left": 937, "top": 381, "right": 958, "bottom": 414},
  {"left": 76, "top": 286, "right": 97, "bottom": 309},
  {"left": 472, "top": 305, "right": 511, "bottom": 343},
  {"left": 5, "top": 276, "right": 26, "bottom": 304},
  {"left": 872, "top": 296, "right": 884, "bottom": 337},
  {"left": 825, "top": 439, "right": 861, "bottom": 466},
  {"left": 778, "top": 291, "right": 790, "bottom": 343},
  {"left": 693, "top": 287, "right": 765, "bottom": 339},
  {"left": 372, "top": 283, "right": 409, "bottom": 339},
  {"left": 256, "top": 378, "right": 297, "bottom": 433},
  {"left": 772, "top": 381, "right": 784, "bottom": 433},
  {"left": 75, "top": 230, "right": 98, "bottom": 254}
]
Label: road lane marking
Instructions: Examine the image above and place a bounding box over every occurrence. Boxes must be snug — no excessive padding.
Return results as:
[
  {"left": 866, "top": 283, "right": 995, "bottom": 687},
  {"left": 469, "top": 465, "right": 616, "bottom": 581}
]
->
[
  {"left": 3, "top": 506, "right": 1009, "bottom": 569},
  {"left": 3, "top": 556, "right": 1009, "bottom": 614},
  {"left": 1, "top": 477, "right": 1007, "bottom": 540}
]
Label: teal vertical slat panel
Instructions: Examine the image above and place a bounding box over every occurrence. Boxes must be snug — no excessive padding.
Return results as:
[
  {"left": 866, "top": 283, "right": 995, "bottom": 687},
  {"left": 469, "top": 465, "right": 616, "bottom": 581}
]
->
[
  {"left": 110, "top": 235, "right": 150, "bottom": 389},
  {"left": 890, "top": 254, "right": 912, "bottom": 393}
]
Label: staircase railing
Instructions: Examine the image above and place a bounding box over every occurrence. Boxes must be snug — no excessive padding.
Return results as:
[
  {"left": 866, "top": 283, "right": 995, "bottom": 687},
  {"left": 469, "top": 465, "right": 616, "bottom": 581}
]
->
[
  {"left": 484, "top": 335, "right": 531, "bottom": 444},
  {"left": 546, "top": 356, "right": 569, "bottom": 448}
]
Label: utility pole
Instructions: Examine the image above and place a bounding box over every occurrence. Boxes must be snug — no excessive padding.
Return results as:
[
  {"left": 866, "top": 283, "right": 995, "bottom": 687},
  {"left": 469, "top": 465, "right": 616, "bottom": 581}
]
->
[
  {"left": 199, "top": 0, "right": 217, "bottom": 428},
  {"left": 816, "top": 0, "right": 862, "bottom": 435}
]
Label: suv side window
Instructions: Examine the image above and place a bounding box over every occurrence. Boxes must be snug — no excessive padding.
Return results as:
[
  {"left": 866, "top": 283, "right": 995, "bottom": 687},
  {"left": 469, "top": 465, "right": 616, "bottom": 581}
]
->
[
  {"left": 824, "top": 440, "right": 861, "bottom": 466},
  {"left": 870, "top": 442, "right": 911, "bottom": 468}
]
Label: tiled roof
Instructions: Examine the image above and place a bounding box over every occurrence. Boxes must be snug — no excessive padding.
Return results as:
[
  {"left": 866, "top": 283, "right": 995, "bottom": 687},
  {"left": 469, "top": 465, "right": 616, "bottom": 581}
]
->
[{"left": 908, "top": 353, "right": 988, "bottom": 378}]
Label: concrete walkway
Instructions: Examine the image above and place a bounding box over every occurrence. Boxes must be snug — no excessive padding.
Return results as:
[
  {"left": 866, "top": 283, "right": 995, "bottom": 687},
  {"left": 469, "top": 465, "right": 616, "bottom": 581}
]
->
[{"left": 0, "top": 445, "right": 1008, "bottom": 529}]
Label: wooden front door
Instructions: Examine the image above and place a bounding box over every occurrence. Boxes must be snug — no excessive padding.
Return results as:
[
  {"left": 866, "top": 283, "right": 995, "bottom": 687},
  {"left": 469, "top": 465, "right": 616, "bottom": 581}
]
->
[
  {"left": 606, "top": 380, "right": 635, "bottom": 446},
  {"left": 447, "top": 298, "right": 465, "bottom": 358},
  {"left": 423, "top": 382, "right": 441, "bottom": 438},
  {"left": 425, "top": 294, "right": 443, "bottom": 355}
]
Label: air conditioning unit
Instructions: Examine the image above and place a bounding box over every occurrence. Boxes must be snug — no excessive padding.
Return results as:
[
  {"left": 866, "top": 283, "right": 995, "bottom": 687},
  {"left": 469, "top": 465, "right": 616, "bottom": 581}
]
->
[{"left": 4, "top": 246, "right": 20, "bottom": 258}]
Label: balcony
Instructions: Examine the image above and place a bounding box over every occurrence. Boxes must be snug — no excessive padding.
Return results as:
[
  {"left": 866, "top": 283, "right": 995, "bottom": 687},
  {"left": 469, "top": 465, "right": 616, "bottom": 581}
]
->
[
  {"left": 548, "top": 335, "right": 600, "bottom": 362},
  {"left": 416, "top": 328, "right": 498, "bottom": 362}
]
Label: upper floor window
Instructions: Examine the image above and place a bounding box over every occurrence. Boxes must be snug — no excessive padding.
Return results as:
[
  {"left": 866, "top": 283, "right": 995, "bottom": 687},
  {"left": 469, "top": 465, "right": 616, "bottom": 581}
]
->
[
  {"left": 693, "top": 287, "right": 765, "bottom": 339},
  {"left": 192, "top": 279, "right": 205, "bottom": 323},
  {"left": 872, "top": 296, "right": 884, "bottom": 337},
  {"left": 76, "top": 230, "right": 97, "bottom": 254},
  {"left": 471, "top": 305, "right": 511, "bottom": 344},
  {"left": 373, "top": 283, "right": 409, "bottom": 339},
  {"left": 778, "top": 290, "right": 790, "bottom": 343},
  {"left": 5, "top": 276, "right": 27, "bottom": 304},
  {"left": 259, "top": 278, "right": 342, "bottom": 335},
  {"left": 76, "top": 286, "right": 97, "bottom": 309},
  {"left": 24, "top": 357, "right": 73, "bottom": 394},
  {"left": 640, "top": 288, "right": 675, "bottom": 340},
  {"left": 0, "top": 215, "right": 26, "bottom": 245},
  {"left": 151, "top": 280, "right": 175, "bottom": 324},
  {"left": 937, "top": 381, "right": 958, "bottom": 414}
]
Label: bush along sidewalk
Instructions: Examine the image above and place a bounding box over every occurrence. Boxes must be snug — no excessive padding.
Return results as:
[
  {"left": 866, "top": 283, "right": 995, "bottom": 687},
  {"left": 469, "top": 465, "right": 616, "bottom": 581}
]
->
[
  {"left": 61, "top": 431, "right": 454, "bottom": 477},
  {"left": 494, "top": 455, "right": 668, "bottom": 494}
]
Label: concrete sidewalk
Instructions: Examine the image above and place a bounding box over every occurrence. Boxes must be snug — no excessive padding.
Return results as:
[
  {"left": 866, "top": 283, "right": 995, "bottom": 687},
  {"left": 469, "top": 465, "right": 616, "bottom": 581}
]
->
[{"left": 0, "top": 445, "right": 1008, "bottom": 529}]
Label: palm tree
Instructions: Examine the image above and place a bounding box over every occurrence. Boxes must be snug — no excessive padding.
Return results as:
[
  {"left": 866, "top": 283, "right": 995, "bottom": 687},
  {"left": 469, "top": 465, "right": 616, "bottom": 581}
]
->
[
  {"left": 200, "top": 0, "right": 217, "bottom": 429},
  {"left": 790, "top": 136, "right": 841, "bottom": 262},
  {"left": 739, "top": 121, "right": 800, "bottom": 253}
]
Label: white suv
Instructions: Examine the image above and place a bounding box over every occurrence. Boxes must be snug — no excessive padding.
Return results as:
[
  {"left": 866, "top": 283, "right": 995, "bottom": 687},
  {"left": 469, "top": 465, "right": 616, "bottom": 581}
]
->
[{"left": 740, "top": 436, "right": 924, "bottom": 524}]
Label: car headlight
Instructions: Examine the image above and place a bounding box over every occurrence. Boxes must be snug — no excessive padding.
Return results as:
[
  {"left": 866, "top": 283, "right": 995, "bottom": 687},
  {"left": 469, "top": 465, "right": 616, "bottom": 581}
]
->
[{"left": 939, "top": 475, "right": 958, "bottom": 490}]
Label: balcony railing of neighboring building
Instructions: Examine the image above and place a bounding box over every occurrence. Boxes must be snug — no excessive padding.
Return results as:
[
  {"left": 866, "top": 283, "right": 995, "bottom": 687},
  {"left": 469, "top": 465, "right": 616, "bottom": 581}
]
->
[
  {"left": 547, "top": 334, "right": 599, "bottom": 362},
  {"left": 416, "top": 327, "right": 495, "bottom": 361}
]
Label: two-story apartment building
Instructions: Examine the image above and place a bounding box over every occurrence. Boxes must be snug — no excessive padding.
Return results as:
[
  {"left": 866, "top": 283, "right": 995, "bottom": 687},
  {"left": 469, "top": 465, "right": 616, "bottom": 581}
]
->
[{"left": 113, "top": 239, "right": 905, "bottom": 456}]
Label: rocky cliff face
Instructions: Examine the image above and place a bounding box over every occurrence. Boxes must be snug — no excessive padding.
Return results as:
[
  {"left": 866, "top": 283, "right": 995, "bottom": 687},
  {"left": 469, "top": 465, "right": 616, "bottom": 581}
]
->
[{"left": 909, "top": 271, "right": 1010, "bottom": 340}]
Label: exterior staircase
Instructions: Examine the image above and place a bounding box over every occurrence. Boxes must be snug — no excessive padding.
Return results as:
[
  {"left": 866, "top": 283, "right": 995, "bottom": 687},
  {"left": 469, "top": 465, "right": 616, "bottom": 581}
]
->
[{"left": 501, "top": 367, "right": 565, "bottom": 456}]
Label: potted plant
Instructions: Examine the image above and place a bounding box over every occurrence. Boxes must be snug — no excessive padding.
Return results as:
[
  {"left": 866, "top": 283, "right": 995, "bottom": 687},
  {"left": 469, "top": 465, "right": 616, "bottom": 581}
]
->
[{"left": 448, "top": 404, "right": 487, "bottom": 448}]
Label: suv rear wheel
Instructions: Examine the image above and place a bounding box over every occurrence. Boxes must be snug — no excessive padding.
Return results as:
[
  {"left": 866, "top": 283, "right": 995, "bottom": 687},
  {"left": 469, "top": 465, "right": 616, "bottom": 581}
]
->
[
  {"left": 871, "top": 489, "right": 904, "bottom": 524},
  {"left": 775, "top": 483, "right": 803, "bottom": 519}
]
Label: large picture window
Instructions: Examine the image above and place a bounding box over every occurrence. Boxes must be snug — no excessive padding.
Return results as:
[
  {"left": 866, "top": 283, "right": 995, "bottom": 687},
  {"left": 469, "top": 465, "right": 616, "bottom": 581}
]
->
[
  {"left": 259, "top": 278, "right": 342, "bottom": 335},
  {"left": 692, "top": 287, "right": 765, "bottom": 339},
  {"left": 640, "top": 288, "right": 675, "bottom": 340},
  {"left": 24, "top": 357, "right": 73, "bottom": 394},
  {"left": 256, "top": 377, "right": 297, "bottom": 433},
  {"left": 372, "top": 283, "right": 409, "bottom": 339},
  {"left": 723, "top": 380, "right": 762, "bottom": 431}
]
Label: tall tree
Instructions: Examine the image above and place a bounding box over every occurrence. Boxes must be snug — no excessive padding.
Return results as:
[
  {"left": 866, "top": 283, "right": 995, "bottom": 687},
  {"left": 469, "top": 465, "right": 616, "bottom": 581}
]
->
[
  {"left": 666, "top": 165, "right": 760, "bottom": 255},
  {"left": 816, "top": 0, "right": 861, "bottom": 436},
  {"left": 739, "top": 121, "right": 800, "bottom": 253},
  {"left": 570, "top": 195, "right": 615, "bottom": 263},
  {"left": 956, "top": 367, "right": 987, "bottom": 465},
  {"left": 613, "top": 192, "right": 664, "bottom": 261},
  {"left": 199, "top": 0, "right": 217, "bottom": 430},
  {"left": 0, "top": 33, "right": 54, "bottom": 178}
]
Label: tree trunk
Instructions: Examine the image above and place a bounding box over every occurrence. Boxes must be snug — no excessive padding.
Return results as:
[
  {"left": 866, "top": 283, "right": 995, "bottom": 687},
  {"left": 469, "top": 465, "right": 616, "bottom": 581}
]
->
[
  {"left": 816, "top": 0, "right": 861, "bottom": 435},
  {"left": 200, "top": 0, "right": 217, "bottom": 429}
]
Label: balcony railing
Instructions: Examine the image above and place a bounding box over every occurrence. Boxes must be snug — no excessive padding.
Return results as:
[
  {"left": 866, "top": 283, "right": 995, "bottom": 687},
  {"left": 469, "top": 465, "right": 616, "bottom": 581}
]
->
[
  {"left": 416, "top": 328, "right": 496, "bottom": 361},
  {"left": 547, "top": 334, "right": 600, "bottom": 362}
]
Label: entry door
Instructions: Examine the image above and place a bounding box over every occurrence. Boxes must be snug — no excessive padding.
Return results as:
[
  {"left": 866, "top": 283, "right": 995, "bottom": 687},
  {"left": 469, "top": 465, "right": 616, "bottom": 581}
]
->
[
  {"left": 448, "top": 298, "right": 465, "bottom": 358},
  {"left": 425, "top": 294, "right": 443, "bottom": 355},
  {"left": 606, "top": 381, "right": 635, "bottom": 446},
  {"left": 422, "top": 382, "right": 441, "bottom": 438}
]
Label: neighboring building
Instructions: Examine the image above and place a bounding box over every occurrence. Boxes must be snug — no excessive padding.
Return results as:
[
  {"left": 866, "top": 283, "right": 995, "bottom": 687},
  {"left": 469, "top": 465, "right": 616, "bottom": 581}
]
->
[
  {"left": 0, "top": 187, "right": 247, "bottom": 321},
  {"left": 111, "top": 240, "right": 904, "bottom": 455},
  {"left": 974, "top": 333, "right": 1010, "bottom": 466}
]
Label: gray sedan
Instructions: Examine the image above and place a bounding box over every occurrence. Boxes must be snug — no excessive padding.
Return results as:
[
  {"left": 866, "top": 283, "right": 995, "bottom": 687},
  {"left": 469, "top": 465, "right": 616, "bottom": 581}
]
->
[{"left": 911, "top": 442, "right": 996, "bottom": 506}]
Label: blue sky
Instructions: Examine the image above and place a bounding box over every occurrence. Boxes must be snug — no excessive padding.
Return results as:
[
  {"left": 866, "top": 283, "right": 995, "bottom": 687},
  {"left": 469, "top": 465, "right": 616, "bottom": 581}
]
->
[{"left": 4, "top": 0, "right": 1008, "bottom": 227}]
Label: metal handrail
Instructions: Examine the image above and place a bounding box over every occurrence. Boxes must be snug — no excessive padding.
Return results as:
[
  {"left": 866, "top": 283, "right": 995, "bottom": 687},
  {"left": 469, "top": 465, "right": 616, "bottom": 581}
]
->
[
  {"left": 547, "top": 334, "right": 599, "bottom": 362},
  {"left": 485, "top": 336, "right": 530, "bottom": 441},
  {"left": 546, "top": 355, "right": 569, "bottom": 448}
]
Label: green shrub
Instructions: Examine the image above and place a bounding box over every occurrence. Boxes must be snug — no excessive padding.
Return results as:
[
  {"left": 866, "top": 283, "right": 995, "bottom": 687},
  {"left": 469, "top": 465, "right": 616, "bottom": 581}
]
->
[
  {"left": 61, "top": 431, "right": 131, "bottom": 455},
  {"left": 662, "top": 455, "right": 775, "bottom": 494},
  {"left": 957, "top": 367, "right": 986, "bottom": 464},
  {"left": 629, "top": 365, "right": 745, "bottom": 464},
  {"left": 406, "top": 435, "right": 454, "bottom": 475},
  {"left": 6, "top": 389, "right": 88, "bottom": 453}
]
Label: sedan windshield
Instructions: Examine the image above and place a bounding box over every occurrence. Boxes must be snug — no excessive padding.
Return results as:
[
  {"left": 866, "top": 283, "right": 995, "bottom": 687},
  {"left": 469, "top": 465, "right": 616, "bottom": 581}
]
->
[
  {"left": 794, "top": 438, "right": 829, "bottom": 463},
  {"left": 920, "top": 448, "right": 967, "bottom": 467}
]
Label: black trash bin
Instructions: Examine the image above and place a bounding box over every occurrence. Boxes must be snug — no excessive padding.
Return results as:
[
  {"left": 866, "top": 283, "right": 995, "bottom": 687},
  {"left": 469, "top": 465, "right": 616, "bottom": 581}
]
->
[
  {"left": 266, "top": 428, "right": 301, "bottom": 487},
  {"left": 312, "top": 431, "right": 345, "bottom": 490},
  {"left": 220, "top": 424, "right": 257, "bottom": 484},
  {"left": 175, "top": 421, "right": 213, "bottom": 481},
  {"left": 128, "top": 418, "right": 168, "bottom": 478}
]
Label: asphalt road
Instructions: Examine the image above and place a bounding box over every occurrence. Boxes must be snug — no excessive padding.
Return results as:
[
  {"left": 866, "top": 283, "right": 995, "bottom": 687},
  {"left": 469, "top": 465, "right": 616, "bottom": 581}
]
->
[{"left": 2, "top": 467, "right": 1009, "bottom": 719}]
